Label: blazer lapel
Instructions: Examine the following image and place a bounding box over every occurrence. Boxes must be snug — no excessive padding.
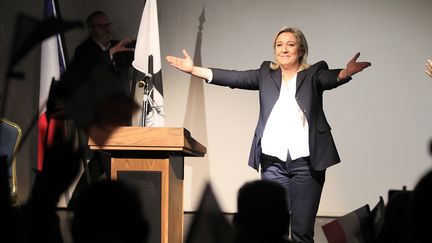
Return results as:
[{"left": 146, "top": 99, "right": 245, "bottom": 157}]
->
[
  {"left": 270, "top": 68, "right": 282, "bottom": 90},
  {"left": 296, "top": 69, "right": 307, "bottom": 91}
]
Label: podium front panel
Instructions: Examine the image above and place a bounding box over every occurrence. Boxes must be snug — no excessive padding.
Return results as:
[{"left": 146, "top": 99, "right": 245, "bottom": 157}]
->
[
  {"left": 111, "top": 156, "right": 184, "bottom": 243},
  {"left": 118, "top": 171, "right": 162, "bottom": 243}
]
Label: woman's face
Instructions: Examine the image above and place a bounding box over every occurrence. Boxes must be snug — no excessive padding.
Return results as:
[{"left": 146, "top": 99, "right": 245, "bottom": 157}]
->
[{"left": 274, "top": 32, "right": 303, "bottom": 68}]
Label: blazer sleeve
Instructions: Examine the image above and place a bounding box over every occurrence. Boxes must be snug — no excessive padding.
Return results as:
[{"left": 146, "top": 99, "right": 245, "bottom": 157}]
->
[
  {"left": 314, "top": 61, "right": 352, "bottom": 91},
  {"left": 210, "top": 65, "right": 263, "bottom": 90}
]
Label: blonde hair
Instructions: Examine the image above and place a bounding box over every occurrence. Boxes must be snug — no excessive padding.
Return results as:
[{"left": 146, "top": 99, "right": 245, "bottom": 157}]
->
[{"left": 270, "top": 27, "right": 310, "bottom": 71}]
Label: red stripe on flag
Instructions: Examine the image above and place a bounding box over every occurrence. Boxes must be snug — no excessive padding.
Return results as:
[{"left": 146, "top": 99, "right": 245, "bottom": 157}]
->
[
  {"left": 38, "top": 113, "right": 48, "bottom": 171},
  {"left": 37, "top": 112, "right": 65, "bottom": 171},
  {"left": 322, "top": 220, "right": 348, "bottom": 243}
]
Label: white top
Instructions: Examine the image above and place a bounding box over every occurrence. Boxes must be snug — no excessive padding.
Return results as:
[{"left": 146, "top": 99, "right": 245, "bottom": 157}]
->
[{"left": 261, "top": 74, "right": 310, "bottom": 161}]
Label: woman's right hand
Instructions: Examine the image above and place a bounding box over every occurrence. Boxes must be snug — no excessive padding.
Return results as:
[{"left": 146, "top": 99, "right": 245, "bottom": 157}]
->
[{"left": 166, "top": 49, "right": 194, "bottom": 74}]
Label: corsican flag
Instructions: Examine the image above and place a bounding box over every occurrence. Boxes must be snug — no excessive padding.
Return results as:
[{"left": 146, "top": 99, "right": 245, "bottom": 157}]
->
[{"left": 132, "top": 0, "right": 165, "bottom": 127}]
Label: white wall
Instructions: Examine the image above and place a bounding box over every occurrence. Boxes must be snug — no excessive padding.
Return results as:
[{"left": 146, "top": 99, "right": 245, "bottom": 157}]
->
[
  {"left": 3, "top": 0, "right": 432, "bottom": 216},
  {"left": 158, "top": 0, "right": 432, "bottom": 216}
]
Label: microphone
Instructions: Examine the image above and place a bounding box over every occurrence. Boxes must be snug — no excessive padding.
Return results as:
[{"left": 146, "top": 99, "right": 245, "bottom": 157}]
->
[
  {"left": 138, "top": 73, "right": 152, "bottom": 88},
  {"left": 138, "top": 80, "right": 145, "bottom": 88}
]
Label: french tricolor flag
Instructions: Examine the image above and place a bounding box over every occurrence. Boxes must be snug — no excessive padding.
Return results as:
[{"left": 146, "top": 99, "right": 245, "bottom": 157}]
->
[
  {"left": 322, "top": 204, "right": 374, "bottom": 243},
  {"left": 37, "top": 0, "right": 67, "bottom": 170}
]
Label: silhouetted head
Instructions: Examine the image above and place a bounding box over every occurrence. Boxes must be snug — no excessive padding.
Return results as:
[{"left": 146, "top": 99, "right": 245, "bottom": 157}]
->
[
  {"left": 377, "top": 191, "right": 414, "bottom": 243},
  {"left": 233, "top": 180, "right": 289, "bottom": 242},
  {"left": 412, "top": 169, "right": 432, "bottom": 242},
  {"left": 71, "top": 179, "right": 149, "bottom": 243}
]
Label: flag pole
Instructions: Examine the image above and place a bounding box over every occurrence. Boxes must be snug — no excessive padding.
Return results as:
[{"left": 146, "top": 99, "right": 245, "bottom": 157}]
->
[
  {"left": 140, "top": 77, "right": 148, "bottom": 127},
  {"left": 139, "top": 55, "right": 153, "bottom": 126}
]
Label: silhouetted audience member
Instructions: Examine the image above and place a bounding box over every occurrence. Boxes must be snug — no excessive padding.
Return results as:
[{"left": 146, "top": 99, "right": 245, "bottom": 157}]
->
[
  {"left": 375, "top": 190, "right": 414, "bottom": 243},
  {"left": 21, "top": 131, "right": 81, "bottom": 243},
  {"left": 71, "top": 179, "right": 149, "bottom": 243},
  {"left": 233, "top": 180, "right": 293, "bottom": 243},
  {"left": 0, "top": 156, "right": 21, "bottom": 243},
  {"left": 411, "top": 169, "right": 432, "bottom": 242}
]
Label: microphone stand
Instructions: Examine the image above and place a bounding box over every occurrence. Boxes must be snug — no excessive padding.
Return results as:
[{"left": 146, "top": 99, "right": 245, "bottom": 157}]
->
[
  {"left": 138, "top": 75, "right": 150, "bottom": 126},
  {"left": 138, "top": 55, "right": 154, "bottom": 127}
]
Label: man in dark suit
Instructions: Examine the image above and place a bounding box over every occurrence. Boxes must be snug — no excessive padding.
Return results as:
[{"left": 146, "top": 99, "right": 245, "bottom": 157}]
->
[
  {"left": 167, "top": 26, "right": 371, "bottom": 243},
  {"left": 63, "top": 11, "right": 136, "bottom": 209},
  {"left": 70, "top": 10, "right": 135, "bottom": 94}
]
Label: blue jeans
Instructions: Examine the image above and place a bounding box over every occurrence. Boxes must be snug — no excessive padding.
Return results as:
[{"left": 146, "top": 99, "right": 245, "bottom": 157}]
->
[{"left": 260, "top": 154, "right": 325, "bottom": 243}]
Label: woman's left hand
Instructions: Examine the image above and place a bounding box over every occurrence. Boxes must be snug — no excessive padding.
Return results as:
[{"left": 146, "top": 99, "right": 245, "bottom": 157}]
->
[
  {"left": 339, "top": 52, "right": 371, "bottom": 79},
  {"left": 426, "top": 59, "right": 432, "bottom": 78}
]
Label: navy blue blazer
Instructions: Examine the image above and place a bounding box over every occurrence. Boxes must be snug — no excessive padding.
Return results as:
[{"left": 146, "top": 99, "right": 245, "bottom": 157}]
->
[{"left": 210, "top": 61, "right": 351, "bottom": 171}]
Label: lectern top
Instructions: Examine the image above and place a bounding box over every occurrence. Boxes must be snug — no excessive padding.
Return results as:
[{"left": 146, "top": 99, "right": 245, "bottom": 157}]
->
[{"left": 88, "top": 126, "right": 206, "bottom": 157}]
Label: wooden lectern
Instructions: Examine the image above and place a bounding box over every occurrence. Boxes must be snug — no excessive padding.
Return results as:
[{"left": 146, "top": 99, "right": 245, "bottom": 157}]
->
[{"left": 88, "top": 126, "right": 206, "bottom": 243}]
